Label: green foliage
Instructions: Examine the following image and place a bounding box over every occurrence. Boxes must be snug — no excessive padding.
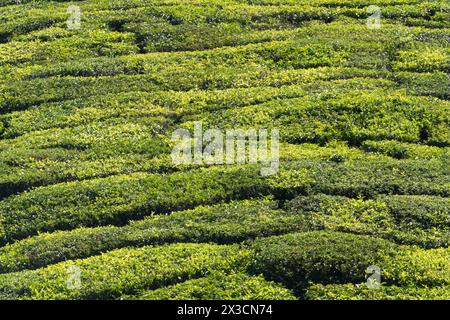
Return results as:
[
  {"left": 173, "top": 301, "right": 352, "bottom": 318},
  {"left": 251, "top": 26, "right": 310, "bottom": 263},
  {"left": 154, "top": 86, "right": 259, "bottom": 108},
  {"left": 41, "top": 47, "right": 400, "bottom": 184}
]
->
[
  {"left": 0, "top": 0, "right": 448, "bottom": 300},
  {"left": 305, "top": 283, "right": 450, "bottom": 300},
  {"left": 282, "top": 158, "right": 449, "bottom": 198},
  {"left": 0, "top": 243, "right": 250, "bottom": 300},
  {"left": 199, "top": 88, "right": 449, "bottom": 146},
  {"left": 127, "top": 272, "right": 297, "bottom": 300},
  {"left": 0, "top": 155, "right": 447, "bottom": 244},
  {"left": 362, "top": 140, "right": 448, "bottom": 159},
  {"left": 286, "top": 194, "right": 450, "bottom": 247},
  {"left": 250, "top": 231, "right": 450, "bottom": 293},
  {"left": 394, "top": 46, "right": 450, "bottom": 72},
  {"left": 249, "top": 231, "right": 398, "bottom": 291},
  {"left": 0, "top": 199, "right": 307, "bottom": 273},
  {"left": 0, "top": 166, "right": 266, "bottom": 243},
  {"left": 0, "top": 30, "right": 138, "bottom": 67},
  {"left": 396, "top": 71, "right": 450, "bottom": 100}
]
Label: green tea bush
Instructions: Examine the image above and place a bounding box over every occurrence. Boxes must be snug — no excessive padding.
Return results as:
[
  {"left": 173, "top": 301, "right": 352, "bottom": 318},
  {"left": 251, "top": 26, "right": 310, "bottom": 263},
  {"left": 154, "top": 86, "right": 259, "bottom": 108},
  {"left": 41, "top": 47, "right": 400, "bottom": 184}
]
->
[
  {"left": 396, "top": 71, "right": 450, "bottom": 100},
  {"left": 305, "top": 283, "right": 450, "bottom": 300},
  {"left": 0, "top": 199, "right": 308, "bottom": 273},
  {"left": 361, "top": 140, "right": 448, "bottom": 159},
  {"left": 0, "top": 154, "right": 176, "bottom": 199},
  {"left": 0, "top": 0, "right": 78, "bottom": 7},
  {"left": 4, "top": 38, "right": 348, "bottom": 81},
  {"left": 250, "top": 231, "right": 450, "bottom": 291},
  {"left": 0, "top": 91, "right": 178, "bottom": 137},
  {"left": 0, "top": 77, "right": 394, "bottom": 139},
  {"left": 249, "top": 231, "right": 398, "bottom": 290},
  {"left": 0, "top": 156, "right": 446, "bottom": 243},
  {"left": 127, "top": 272, "right": 297, "bottom": 300},
  {"left": 394, "top": 47, "right": 450, "bottom": 72},
  {"left": 243, "top": 0, "right": 423, "bottom": 7},
  {"left": 0, "top": 243, "right": 250, "bottom": 300},
  {"left": 286, "top": 194, "right": 450, "bottom": 247},
  {"left": 3, "top": 18, "right": 414, "bottom": 109},
  {"left": 0, "top": 166, "right": 266, "bottom": 243},
  {"left": 0, "top": 7, "right": 68, "bottom": 41},
  {"left": 200, "top": 88, "right": 449, "bottom": 146},
  {"left": 0, "top": 30, "right": 138, "bottom": 67},
  {"left": 282, "top": 158, "right": 449, "bottom": 198},
  {"left": 0, "top": 120, "right": 173, "bottom": 197},
  {"left": 381, "top": 195, "right": 450, "bottom": 232},
  {"left": 127, "top": 21, "right": 294, "bottom": 52}
]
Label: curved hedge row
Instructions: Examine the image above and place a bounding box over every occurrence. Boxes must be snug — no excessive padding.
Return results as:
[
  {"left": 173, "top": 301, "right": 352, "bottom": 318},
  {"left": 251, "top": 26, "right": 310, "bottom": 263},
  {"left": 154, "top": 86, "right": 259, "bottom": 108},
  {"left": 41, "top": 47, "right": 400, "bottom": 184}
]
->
[
  {"left": 0, "top": 77, "right": 392, "bottom": 137},
  {"left": 201, "top": 88, "right": 449, "bottom": 146},
  {"left": 286, "top": 194, "right": 450, "bottom": 247},
  {"left": 0, "top": 166, "right": 267, "bottom": 244},
  {"left": 127, "top": 272, "right": 297, "bottom": 300},
  {"left": 249, "top": 231, "right": 450, "bottom": 293},
  {"left": 0, "top": 243, "right": 250, "bottom": 300},
  {"left": 282, "top": 158, "right": 449, "bottom": 198},
  {"left": 2, "top": 231, "right": 450, "bottom": 299},
  {"left": 305, "top": 283, "right": 450, "bottom": 300},
  {"left": 0, "top": 156, "right": 447, "bottom": 244},
  {"left": 361, "top": 140, "right": 449, "bottom": 159},
  {"left": 2, "top": 191, "right": 448, "bottom": 275},
  {"left": 249, "top": 231, "right": 397, "bottom": 291},
  {"left": 0, "top": 199, "right": 307, "bottom": 273},
  {"left": 0, "top": 65, "right": 387, "bottom": 113}
]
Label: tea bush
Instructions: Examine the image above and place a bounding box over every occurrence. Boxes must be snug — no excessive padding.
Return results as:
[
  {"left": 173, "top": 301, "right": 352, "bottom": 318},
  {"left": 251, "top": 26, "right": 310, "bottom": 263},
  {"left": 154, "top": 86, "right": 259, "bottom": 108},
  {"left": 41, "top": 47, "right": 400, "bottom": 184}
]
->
[
  {"left": 249, "top": 231, "right": 398, "bottom": 291},
  {"left": 0, "top": 243, "right": 250, "bottom": 300},
  {"left": 0, "top": 199, "right": 307, "bottom": 273},
  {"left": 250, "top": 231, "right": 450, "bottom": 292},
  {"left": 127, "top": 272, "right": 297, "bottom": 300},
  {"left": 0, "top": 166, "right": 267, "bottom": 243},
  {"left": 305, "top": 283, "right": 450, "bottom": 300},
  {"left": 286, "top": 194, "right": 450, "bottom": 247}
]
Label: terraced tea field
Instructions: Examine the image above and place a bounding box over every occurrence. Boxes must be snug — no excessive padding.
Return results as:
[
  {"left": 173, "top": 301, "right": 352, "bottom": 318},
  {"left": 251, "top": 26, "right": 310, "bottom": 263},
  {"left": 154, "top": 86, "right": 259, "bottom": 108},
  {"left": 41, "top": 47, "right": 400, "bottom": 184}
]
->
[{"left": 0, "top": 0, "right": 449, "bottom": 300}]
